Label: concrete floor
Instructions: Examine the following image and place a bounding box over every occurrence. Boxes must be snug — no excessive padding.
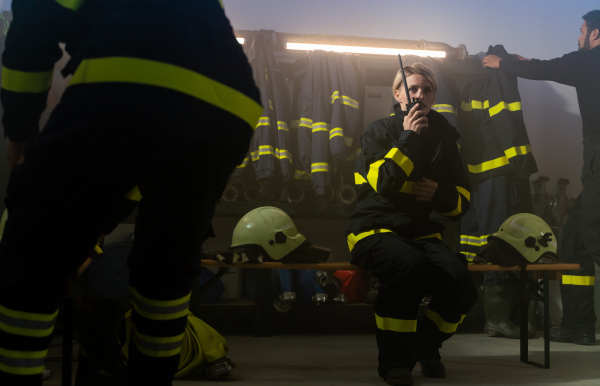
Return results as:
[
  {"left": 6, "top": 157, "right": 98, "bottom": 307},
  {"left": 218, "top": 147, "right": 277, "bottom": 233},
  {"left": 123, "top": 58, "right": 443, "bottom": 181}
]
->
[{"left": 44, "top": 330, "right": 600, "bottom": 386}]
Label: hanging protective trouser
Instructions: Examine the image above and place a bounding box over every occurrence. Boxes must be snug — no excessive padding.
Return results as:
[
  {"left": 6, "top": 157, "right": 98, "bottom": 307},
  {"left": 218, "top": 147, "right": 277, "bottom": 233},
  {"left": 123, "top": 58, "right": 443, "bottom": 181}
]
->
[
  {"left": 350, "top": 233, "right": 477, "bottom": 378},
  {"left": 0, "top": 1, "right": 261, "bottom": 385},
  {"left": 559, "top": 136, "right": 600, "bottom": 336}
]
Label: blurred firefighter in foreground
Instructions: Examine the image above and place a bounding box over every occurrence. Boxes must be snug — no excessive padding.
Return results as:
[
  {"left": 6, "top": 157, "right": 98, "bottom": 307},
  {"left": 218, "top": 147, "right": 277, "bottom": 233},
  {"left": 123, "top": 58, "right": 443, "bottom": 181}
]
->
[
  {"left": 345, "top": 63, "right": 477, "bottom": 386},
  {"left": 0, "top": 1, "right": 261, "bottom": 386},
  {"left": 483, "top": 9, "right": 600, "bottom": 346}
]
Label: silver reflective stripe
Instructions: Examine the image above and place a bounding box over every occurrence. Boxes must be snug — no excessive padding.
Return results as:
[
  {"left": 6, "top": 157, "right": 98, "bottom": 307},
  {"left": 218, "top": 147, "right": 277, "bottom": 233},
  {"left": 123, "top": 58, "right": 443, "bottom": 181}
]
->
[
  {"left": 130, "top": 288, "right": 190, "bottom": 321},
  {"left": 132, "top": 326, "right": 183, "bottom": 358},
  {"left": 0, "top": 347, "right": 47, "bottom": 376},
  {"left": 0, "top": 305, "right": 58, "bottom": 338}
]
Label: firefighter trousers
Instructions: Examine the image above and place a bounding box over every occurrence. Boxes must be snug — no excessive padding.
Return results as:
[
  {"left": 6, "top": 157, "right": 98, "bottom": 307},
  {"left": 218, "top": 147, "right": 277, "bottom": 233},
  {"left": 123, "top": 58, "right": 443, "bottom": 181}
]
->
[
  {"left": 0, "top": 83, "right": 253, "bottom": 386},
  {"left": 350, "top": 233, "right": 477, "bottom": 377},
  {"left": 559, "top": 136, "right": 600, "bottom": 334}
]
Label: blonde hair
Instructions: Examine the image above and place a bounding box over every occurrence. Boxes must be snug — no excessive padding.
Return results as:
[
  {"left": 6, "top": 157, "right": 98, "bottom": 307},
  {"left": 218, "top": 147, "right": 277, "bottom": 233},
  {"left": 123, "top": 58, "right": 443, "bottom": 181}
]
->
[{"left": 392, "top": 63, "right": 438, "bottom": 95}]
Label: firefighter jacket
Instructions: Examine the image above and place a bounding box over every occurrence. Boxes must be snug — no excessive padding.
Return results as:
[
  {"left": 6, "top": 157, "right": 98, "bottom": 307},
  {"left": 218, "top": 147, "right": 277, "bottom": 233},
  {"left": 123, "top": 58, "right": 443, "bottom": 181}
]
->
[
  {"left": 294, "top": 50, "right": 362, "bottom": 196},
  {"left": 445, "top": 45, "right": 537, "bottom": 182},
  {"left": 244, "top": 30, "right": 293, "bottom": 182},
  {"left": 1, "top": 0, "right": 262, "bottom": 143},
  {"left": 346, "top": 104, "right": 470, "bottom": 251}
]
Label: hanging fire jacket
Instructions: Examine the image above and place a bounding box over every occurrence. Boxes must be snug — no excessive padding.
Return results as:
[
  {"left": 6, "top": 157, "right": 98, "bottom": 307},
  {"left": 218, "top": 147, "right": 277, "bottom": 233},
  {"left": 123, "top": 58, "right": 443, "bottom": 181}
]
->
[
  {"left": 345, "top": 105, "right": 470, "bottom": 248},
  {"left": 294, "top": 50, "right": 362, "bottom": 196},
  {"left": 244, "top": 30, "right": 293, "bottom": 182},
  {"left": 445, "top": 45, "right": 538, "bottom": 182}
]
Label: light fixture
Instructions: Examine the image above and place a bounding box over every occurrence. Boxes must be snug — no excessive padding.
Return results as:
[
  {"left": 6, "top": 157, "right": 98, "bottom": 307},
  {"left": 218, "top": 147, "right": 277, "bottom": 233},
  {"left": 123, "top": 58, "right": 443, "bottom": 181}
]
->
[
  {"left": 286, "top": 42, "right": 446, "bottom": 58},
  {"left": 236, "top": 37, "right": 245, "bottom": 45}
]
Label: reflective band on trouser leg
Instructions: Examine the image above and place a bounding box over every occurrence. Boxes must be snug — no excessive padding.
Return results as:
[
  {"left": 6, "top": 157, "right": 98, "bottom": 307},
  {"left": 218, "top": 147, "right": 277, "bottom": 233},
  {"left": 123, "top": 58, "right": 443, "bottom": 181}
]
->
[
  {"left": 375, "top": 313, "right": 417, "bottom": 333},
  {"left": 562, "top": 275, "right": 595, "bottom": 286},
  {"left": 424, "top": 309, "right": 461, "bottom": 334},
  {"left": 0, "top": 304, "right": 59, "bottom": 377},
  {"left": 130, "top": 287, "right": 191, "bottom": 358}
]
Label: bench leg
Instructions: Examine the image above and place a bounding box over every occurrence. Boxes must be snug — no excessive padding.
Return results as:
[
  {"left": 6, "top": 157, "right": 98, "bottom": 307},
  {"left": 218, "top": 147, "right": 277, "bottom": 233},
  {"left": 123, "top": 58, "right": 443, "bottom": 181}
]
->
[{"left": 518, "top": 270, "right": 550, "bottom": 369}]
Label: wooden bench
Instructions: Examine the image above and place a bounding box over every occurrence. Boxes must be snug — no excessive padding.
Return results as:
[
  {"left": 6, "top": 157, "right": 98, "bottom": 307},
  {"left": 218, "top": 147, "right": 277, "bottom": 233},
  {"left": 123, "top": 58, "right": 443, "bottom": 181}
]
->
[{"left": 201, "top": 260, "right": 580, "bottom": 369}]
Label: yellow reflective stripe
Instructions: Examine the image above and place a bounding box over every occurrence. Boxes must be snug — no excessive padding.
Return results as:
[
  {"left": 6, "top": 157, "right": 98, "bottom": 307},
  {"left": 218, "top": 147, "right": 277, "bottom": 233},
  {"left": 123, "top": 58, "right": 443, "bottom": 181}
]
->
[
  {"left": 132, "top": 326, "right": 184, "bottom": 358},
  {"left": 366, "top": 159, "right": 385, "bottom": 192},
  {"left": 414, "top": 233, "right": 442, "bottom": 241},
  {"left": 386, "top": 148, "right": 414, "bottom": 177},
  {"left": 342, "top": 95, "right": 359, "bottom": 109},
  {"left": 0, "top": 347, "right": 47, "bottom": 376},
  {"left": 461, "top": 100, "right": 489, "bottom": 111},
  {"left": 93, "top": 244, "right": 103, "bottom": 255},
  {"left": 437, "top": 186, "right": 469, "bottom": 217},
  {"left": 299, "top": 117, "right": 312, "bottom": 128},
  {"left": 344, "top": 136, "right": 353, "bottom": 147},
  {"left": 125, "top": 186, "right": 142, "bottom": 202},
  {"left": 0, "top": 305, "right": 58, "bottom": 338},
  {"left": 459, "top": 314, "right": 467, "bottom": 324},
  {"left": 54, "top": 0, "right": 85, "bottom": 11},
  {"left": 1, "top": 67, "right": 53, "bottom": 93},
  {"left": 311, "top": 162, "right": 329, "bottom": 173},
  {"left": 399, "top": 181, "right": 414, "bottom": 194},
  {"left": 489, "top": 101, "right": 521, "bottom": 117},
  {"left": 347, "top": 229, "right": 395, "bottom": 252},
  {"left": 425, "top": 309, "right": 459, "bottom": 334},
  {"left": 312, "top": 122, "right": 330, "bottom": 133},
  {"left": 433, "top": 104, "right": 457, "bottom": 115},
  {"left": 467, "top": 145, "right": 532, "bottom": 174},
  {"left": 460, "top": 234, "right": 490, "bottom": 247},
  {"left": 130, "top": 288, "right": 191, "bottom": 321},
  {"left": 354, "top": 172, "right": 367, "bottom": 185},
  {"left": 256, "top": 117, "right": 270, "bottom": 127},
  {"left": 375, "top": 313, "right": 417, "bottom": 333},
  {"left": 294, "top": 170, "right": 311, "bottom": 180},
  {"left": 277, "top": 121, "right": 289, "bottom": 131},
  {"left": 235, "top": 157, "right": 250, "bottom": 169},
  {"left": 258, "top": 145, "right": 274, "bottom": 156},
  {"left": 562, "top": 275, "right": 595, "bottom": 286},
  {"left": 457, "top": 186, "right": 470, "bottom": 201},
  {"left": 330, "top": 127, "right": 344, "bottom": 139},
  {"left": 69, "top": 57, "right": 262, "bottom": 130},
  {"left": 331, "top": 91, "right": 359, "bottom": 109}
]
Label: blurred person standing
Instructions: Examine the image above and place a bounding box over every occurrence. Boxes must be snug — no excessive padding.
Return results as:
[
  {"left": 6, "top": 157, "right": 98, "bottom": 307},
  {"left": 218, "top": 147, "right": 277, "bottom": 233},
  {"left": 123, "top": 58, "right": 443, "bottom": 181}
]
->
[
  {"left": 0, "top": 2, "right": 261, "bottom": 386},
  {"left": 483, "top": 9, "right": 600, "bottom": 345}
]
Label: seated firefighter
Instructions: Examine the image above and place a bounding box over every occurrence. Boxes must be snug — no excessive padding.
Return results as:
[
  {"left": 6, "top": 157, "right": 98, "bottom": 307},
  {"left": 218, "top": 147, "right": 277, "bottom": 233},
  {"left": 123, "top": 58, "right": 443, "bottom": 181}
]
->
[{"left": 345, "top": 63, "right": 478, "bottom": 385}]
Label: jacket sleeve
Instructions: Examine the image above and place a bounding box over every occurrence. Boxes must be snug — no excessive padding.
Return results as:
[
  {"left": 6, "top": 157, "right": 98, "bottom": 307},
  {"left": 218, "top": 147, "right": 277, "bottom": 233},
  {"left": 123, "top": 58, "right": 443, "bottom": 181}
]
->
[
  {"left": 499, "top": 51, "right": 600, "bottom": 86},
  {"left": 430, "top": 143, "right": 470, "bottom": 220},
  {"left": 355, "top": 124, "right": 421, "bottom": 203},
  {"left": 1, "top": 0, "right": 74, "bottom": 142}
]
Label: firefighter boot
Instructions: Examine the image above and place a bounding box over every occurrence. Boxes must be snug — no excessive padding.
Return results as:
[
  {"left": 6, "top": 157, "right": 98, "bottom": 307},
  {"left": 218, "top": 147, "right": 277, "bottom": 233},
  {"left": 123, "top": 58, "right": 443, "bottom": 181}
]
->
[{"left": 482, "top": 285, "right": 521, "bottom": 339}]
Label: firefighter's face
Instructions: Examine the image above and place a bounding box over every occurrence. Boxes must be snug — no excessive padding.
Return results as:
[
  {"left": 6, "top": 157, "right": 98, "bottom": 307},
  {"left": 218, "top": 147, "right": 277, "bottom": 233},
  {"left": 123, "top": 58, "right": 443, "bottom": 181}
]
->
[
  {"left": 394, "top": 74, "right": 435, "bottom": 115},
  {"left": 579, "top": 21, "right": 591, "bottom": 51}
]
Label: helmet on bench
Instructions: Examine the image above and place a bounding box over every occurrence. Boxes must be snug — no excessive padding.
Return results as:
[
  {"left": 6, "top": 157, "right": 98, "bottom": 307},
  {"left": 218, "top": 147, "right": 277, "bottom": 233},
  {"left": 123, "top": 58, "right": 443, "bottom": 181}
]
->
[{"left": 477, "top": 213, "right": 558, "bottom": 267}]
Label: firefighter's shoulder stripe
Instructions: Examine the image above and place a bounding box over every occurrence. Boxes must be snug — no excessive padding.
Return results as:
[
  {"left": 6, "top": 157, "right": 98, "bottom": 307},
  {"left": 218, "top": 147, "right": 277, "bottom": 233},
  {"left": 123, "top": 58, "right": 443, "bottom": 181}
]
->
[{"left": 69, "top": 57, "right": 262, "bottom": 130}]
